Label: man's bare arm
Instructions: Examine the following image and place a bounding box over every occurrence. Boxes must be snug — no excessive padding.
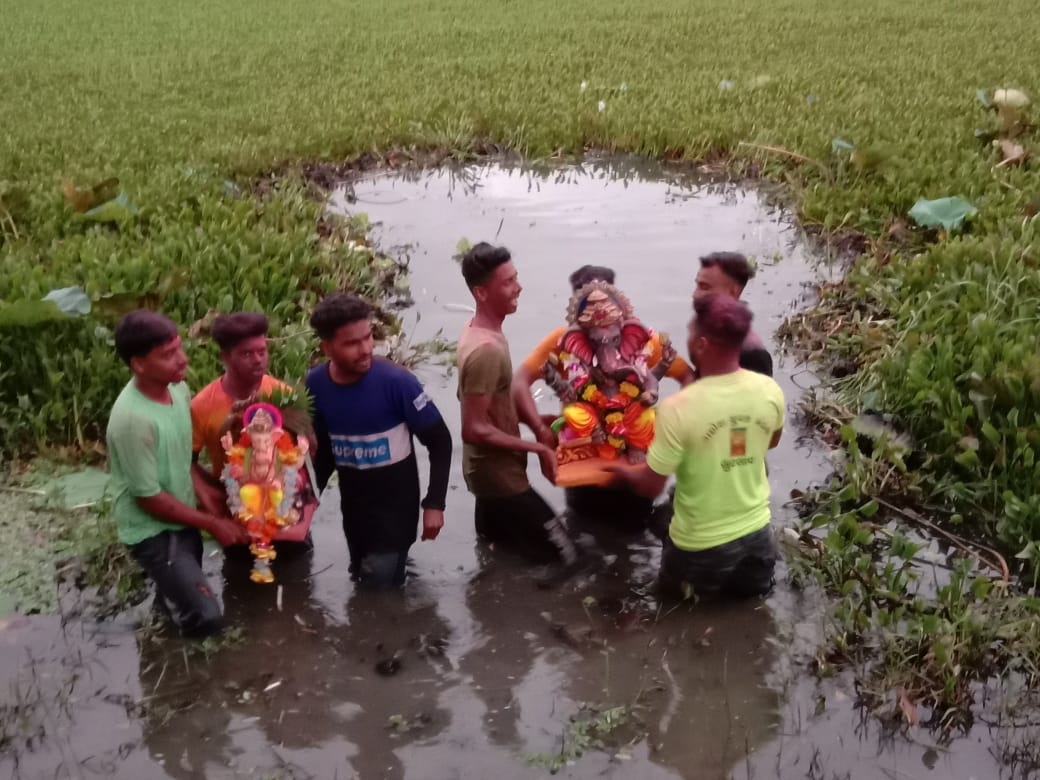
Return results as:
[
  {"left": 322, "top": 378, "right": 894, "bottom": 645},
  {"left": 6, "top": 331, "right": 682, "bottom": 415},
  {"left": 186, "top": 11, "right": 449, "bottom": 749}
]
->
[
  {"left": 769, "top": 429, "right": 783, "bottom": 449},
  {"left": 462, "top": 392, "right": 544, "bottom": 453},
  {"left": 603, "top": 462, "right": 668, "bottom": 498},
  {"left": 463, "top": 392, "right": 557, "bottom": 483},
  {"left": 136, "top": 492, "right": 248, "bottom": 546},
  {"left": 511, "top": 365, "right": 555, "bottom": 446}
]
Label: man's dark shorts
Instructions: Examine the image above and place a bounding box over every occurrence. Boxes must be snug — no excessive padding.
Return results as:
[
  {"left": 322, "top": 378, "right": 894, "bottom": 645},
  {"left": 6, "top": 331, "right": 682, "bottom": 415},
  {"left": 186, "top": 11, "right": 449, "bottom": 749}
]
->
[
  {"left": 474, "top": 488, "right": 576, "bottom": 564},
  {"left": 659, "top": 524, "right": 777, "bottom": 600}
]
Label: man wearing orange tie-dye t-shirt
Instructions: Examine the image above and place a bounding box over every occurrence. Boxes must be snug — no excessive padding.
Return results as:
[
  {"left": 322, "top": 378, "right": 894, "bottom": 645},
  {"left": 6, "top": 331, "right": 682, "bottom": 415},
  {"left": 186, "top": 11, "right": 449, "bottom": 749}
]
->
[{"left": 189, "top": 312, "right": 314, "bottom": 544}]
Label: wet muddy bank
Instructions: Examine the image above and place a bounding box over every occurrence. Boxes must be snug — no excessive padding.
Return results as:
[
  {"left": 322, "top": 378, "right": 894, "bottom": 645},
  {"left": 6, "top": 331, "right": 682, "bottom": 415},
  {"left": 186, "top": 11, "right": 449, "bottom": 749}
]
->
[{"left": 2, "top": 160, "right": 1027, "bottom": 780}]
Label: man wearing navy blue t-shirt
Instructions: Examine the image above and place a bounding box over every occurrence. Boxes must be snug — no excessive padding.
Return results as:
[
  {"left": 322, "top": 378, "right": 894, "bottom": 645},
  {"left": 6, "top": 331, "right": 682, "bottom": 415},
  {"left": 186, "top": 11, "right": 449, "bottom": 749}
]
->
[{"left": 306, "top": 293, "right": 452, "bottom": 588}]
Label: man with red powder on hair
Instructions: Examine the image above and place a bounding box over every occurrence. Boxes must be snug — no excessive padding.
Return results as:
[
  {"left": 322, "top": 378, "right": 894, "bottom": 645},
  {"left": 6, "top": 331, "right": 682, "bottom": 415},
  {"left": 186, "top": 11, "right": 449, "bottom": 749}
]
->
[{"left": 605, "top": 293, "right": 785, "bottom": 599}]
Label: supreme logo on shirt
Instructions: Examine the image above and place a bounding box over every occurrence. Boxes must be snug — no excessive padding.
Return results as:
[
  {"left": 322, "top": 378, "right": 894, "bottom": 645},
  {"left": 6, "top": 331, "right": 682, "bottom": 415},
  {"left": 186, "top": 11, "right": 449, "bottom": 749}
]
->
[{"left": 330, "top": 423, "right": 412, "bottom": 470}]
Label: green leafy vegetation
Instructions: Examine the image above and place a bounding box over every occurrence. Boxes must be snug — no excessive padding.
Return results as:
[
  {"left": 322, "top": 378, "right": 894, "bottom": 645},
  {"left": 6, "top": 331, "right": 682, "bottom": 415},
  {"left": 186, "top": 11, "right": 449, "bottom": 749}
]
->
[
  {"left": 780, "top": 420, "right": 1040, "bottom": 735},
  {"left": 526, "top": 702, "right": 643, "bottom": 773},
  {"left": 0, "top": 181, "right": 399, "bottom": 452},
  {"left": 787, "top": 226, "right": 1040, "bottom": 569}
]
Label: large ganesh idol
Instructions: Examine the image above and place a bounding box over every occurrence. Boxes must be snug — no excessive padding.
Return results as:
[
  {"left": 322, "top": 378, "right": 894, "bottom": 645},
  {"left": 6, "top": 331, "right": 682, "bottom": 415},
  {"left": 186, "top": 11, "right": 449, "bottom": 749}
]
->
[
  {"left": 544, "top": 281, "right": 679, "bottom": 486},
  {"left": 220, "top": 403, "right": 309, "bottom": 584}
]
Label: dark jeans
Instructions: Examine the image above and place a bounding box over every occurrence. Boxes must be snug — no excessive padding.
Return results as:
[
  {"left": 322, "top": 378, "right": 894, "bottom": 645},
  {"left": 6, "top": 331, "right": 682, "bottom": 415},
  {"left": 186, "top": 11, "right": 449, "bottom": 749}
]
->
[
  {"left": 357, "top": 548, "right": 410, "bottom": 589},
  {"left": 659, "top": 524, "right": 777, "bottom": 600},
  {"left": 339, "top": 516, "right": 411, "bottom": 589},
  {"left": 130, "top": 528, "right": 223, "bottom": 638},
  {"left": 474, "top": 488, "right": 577, "bottom": 565}
]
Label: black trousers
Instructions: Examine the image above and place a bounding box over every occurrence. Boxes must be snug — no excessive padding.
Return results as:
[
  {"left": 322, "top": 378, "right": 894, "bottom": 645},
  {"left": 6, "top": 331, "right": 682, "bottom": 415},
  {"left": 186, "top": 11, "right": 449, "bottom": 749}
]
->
[
  {"left": 130, "top": 528, "right": 223, "bottom": 638},
  {"left": 474, "top": 488, "right": 576, "bottom": 564},
  {"left": 339, "top": 491, "right": 415, "bottom": 588}
]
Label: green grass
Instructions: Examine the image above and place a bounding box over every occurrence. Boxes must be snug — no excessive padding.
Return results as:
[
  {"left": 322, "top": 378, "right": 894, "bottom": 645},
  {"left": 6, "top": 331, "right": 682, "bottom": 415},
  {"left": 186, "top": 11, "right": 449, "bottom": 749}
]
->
[
  {"left": 1, "top": 2, "right": 1039, "bottom": 547},
  {"left": 2, "top": 1, "right": 1037, "bottom": 220}
]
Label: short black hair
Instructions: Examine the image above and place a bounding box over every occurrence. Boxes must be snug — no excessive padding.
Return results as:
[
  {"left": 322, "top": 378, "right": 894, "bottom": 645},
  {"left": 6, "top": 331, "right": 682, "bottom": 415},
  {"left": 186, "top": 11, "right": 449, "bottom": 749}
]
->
[
  {"left": 569, "top": 265, "right": 615, "bottom": 291},
  {"left": 461, "top": 242, "right": 512, "bottom": 290},
  {"left": 212, "top": 312, "right": 269, "bottom": 352},
  {"left": 692, "top": 293, "right": 753, "bottom": 349},
  {"left": 699, "top": 252, "right": 755, "bottom": 289},
  {"left": 114, "top": 310, "right": 179, "bottom": 365},
  {"left": 309, "top": 293, "right": 372, "bottom": 341}
]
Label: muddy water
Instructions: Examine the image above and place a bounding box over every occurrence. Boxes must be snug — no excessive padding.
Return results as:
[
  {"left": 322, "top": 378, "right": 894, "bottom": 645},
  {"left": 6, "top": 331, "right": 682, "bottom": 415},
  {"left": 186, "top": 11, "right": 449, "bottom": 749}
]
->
[{"left": 1, "top": 161, "right": 1016, "bottom": 780}]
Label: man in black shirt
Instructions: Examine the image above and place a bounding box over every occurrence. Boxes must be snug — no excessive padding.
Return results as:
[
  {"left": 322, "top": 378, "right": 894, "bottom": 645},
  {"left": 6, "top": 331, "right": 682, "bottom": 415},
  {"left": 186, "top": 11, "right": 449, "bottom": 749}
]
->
[
  {"left": 693, "top": 252, "right": 774, "bottom": 377},
  {"left": 648, "top": 253, "right": 777, "bottom": 541}
]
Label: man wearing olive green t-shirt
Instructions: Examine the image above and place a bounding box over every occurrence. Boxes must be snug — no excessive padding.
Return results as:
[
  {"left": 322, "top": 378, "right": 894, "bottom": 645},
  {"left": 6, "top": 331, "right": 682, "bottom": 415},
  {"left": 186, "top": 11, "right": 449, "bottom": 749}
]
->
[
  {"left": 457, "top": 242, "right": 576, "bottom": 564},
  {"left": 605, "top": 293, "right": 784, "bottom": 599}
]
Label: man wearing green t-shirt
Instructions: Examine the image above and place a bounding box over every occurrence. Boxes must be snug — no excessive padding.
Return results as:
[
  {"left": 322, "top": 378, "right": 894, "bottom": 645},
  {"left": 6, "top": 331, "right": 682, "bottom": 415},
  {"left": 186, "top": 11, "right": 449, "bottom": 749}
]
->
[
  {"left": 605, "top": 293, "right": 784, "bottom": 599},
  {"left": 106, "top": 310, "right": 249, "bottom": 637}
]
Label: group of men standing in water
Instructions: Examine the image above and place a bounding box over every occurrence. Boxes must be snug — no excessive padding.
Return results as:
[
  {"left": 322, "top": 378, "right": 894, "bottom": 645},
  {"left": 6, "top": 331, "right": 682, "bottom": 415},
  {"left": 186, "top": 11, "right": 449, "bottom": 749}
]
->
[
  {"left": 457, "top": 245, "right": 783, "bottom": 598},
  {"left": 105, "top": 243, "right": 784, "bottom": 638}
]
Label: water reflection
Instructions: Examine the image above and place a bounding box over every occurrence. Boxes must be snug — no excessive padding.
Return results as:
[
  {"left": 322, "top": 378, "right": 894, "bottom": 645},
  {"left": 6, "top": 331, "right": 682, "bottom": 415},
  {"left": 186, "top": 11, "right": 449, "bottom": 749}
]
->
[{"left": 137, "top": 548, "right": 460, "bottom": 779}]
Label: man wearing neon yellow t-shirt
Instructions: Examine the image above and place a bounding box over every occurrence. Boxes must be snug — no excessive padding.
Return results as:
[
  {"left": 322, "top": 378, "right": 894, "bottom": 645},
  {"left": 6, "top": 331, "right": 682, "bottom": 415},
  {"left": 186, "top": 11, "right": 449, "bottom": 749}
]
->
[{"left": 605, "top": 293, "right": 784, "bottom": 598}]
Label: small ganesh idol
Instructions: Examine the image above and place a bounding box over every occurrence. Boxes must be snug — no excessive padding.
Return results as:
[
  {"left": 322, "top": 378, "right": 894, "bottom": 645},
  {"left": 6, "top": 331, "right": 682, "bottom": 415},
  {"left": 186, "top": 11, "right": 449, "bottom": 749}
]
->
[
  {"left": 543, "top": 280, "right": 678, "bottom": 487},
  {"left": 220, "top": 403, "right": 309, "bottom": 583}
]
